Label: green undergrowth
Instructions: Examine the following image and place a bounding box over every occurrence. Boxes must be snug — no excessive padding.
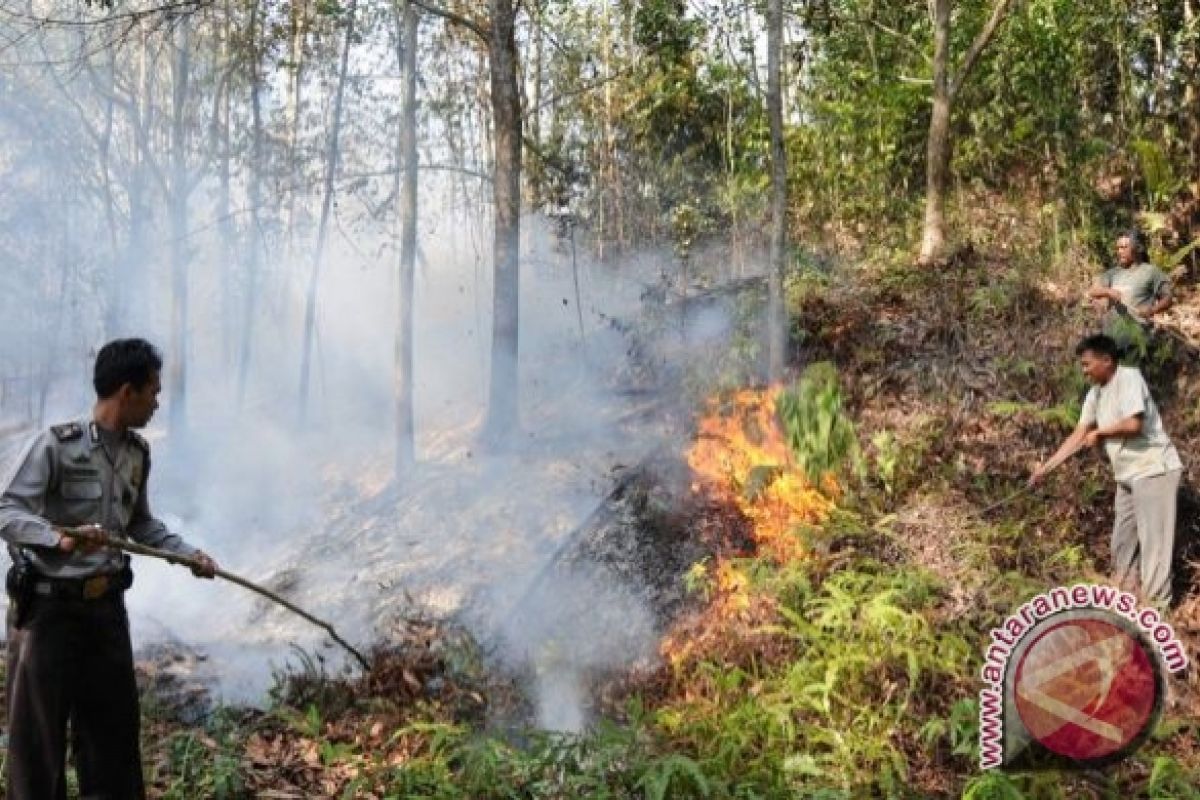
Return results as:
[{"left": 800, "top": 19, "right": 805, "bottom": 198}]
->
[{"left": 131, "top": 503, "right": 1200, "bottom": 798}]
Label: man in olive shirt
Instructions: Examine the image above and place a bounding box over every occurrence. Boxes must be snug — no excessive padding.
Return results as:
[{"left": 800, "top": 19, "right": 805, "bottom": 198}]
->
[
  {"left": 1031, "top": 335, "right": 1183, "bottom": 605},
  {"left": 0, "top": 339, "right": 217, "bottom": 800},
  {"left": 1088, "top": 230, "right": 1173, "bottom": 356}
]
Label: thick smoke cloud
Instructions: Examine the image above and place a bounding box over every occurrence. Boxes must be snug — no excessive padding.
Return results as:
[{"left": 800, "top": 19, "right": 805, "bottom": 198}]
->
[{"left": 0, "top": 6, "right": 747, "bottom": 729}]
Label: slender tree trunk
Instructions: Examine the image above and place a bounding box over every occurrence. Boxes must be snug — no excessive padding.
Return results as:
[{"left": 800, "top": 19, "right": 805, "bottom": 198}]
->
[
  {"left": 113, "top": 30, "right": 153, "bottom": 337},
  {"left": 919, "top": 0, "right": 952, "bottom": 266},
  {"left": 394, "top": 0, "right": 419, "bottom": 477},
  {"left": 238, "top": 0, "right": 265, "bottom": 406},
  {"left": 98, "top": 53, "right": 120, "bottom": 297},
  {"left": 218, "top": 5, "right": 235, "bottom": 368},
  {"left": 284, "top": 0, "right": 309, "bottom": 260},
  {"left": 766, "top": 0, "right": 787, "bottom": 382},
  {"left": 530, "top": 9, "right": 542, "bottom": 153},
  {"left": 569, "top": 219, "right": 585, "bottom": 343},
  {"left": 1186, "top": 0, "right": 1200, "bottom": 197},
  {"left": 598, "top": 4, "right": 611, "bottom": 260},
  {"left": 481, "top": 0, "right": 522, "bottom": 445},
  {"left": 918, "top": 0, "right": 1013, "bottom": 265},
  {"left": 40, "top": 188, "right": 72, "bottom": 427},
  {"left": 299, "top": 0, "right": 357, "bottom": 422},
  {"left": 168, "top": 18, "right": 192, "bottom": 433}
]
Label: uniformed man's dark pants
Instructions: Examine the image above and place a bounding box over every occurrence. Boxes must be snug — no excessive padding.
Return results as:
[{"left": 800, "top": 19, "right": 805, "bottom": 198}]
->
[{"left": 5, "top": 592, "right": 145, "bottom": 800}]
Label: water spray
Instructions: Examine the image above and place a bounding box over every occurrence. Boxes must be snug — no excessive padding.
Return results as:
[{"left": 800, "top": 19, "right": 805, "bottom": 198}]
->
[{"left": 58, "top": 527, "right": 371, "bottom": 671}]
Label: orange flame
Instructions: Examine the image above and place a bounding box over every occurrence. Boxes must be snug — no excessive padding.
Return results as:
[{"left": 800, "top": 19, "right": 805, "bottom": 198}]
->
[
  {"left": 662, "top": 387, "right": 839, "bottom": 671},
  {"left": 686, "top": 387, "right": 835, "bottom": 565}
]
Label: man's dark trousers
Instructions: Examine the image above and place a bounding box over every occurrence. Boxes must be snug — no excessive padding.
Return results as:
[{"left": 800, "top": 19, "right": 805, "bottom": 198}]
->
[{"left": 5, "top": 591, "right": 145, "bottom": 800}]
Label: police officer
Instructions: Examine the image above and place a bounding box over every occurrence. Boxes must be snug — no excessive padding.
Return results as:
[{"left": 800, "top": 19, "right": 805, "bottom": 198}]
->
[{"left": 0, "top": 338, "right": 218, "bottom": 800}]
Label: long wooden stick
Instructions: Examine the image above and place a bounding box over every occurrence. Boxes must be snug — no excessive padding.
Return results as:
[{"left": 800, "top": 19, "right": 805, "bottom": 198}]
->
[
  {"left": 59, "top": 529, "right": 370, "bottom": 671},
  {"left": 979, "top": 441, "right": 1088, "bottom": 516},
  {"left": 978, "top": 485, "right": 1034, "bottom": 516}
]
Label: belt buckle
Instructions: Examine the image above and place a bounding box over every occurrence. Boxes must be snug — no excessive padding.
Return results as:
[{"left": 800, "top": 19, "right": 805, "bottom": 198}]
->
[{"left": 82, "top": 575, "right": 109, "bottom": 600}]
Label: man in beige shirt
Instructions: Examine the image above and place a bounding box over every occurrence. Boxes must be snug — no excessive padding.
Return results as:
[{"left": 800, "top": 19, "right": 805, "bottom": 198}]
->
[{"left": 1031, "top": 335, "right": 1183, "bottom": 605}]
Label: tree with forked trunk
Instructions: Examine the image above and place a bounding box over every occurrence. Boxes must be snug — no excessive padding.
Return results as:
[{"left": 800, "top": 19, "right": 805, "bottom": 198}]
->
[{"left": 918, "top": 0, "right": 1017, "bottom": 265}]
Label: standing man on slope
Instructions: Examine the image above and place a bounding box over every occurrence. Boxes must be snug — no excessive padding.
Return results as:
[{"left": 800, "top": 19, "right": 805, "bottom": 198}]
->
[
  {"left": 0, "top": 338, "right": 218, "bottom": 800},
  {"left": 1087, "top": 230, "right": 1173, "bottom": 358},
  {"left": 1030, "top": 334, "right": 1183, "bottom": 606}
]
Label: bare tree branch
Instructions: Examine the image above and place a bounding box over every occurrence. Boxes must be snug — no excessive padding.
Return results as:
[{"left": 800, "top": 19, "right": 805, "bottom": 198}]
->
[
  {"left": 950, "top": 0, "right": 1016, "bottom": 100},
  {"left": 409, "top": 0, "right": 488, "bottom": 42},
  {"left": 0, "top": 0, "right": 211, "bottom": 29},
  {"left": 343, "top": 163, "right": 493, "bottom": 183},
  {"left": 870, "top": 19, "right": 933, "bottom": 65}
]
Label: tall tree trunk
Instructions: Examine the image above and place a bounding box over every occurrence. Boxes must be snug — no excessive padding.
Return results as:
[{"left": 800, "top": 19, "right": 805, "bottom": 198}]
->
[
  {"left": 218, "top": 6, "right": 235, "bottom": 369},
  {"left": 918, "top": 0, "right": 1014, "bottom": 265},
  {"left": 238, "top": 0, "right": 265, "bottom": 406},
  {"left": 40, "top": 186, "right": 72, "bottom": 428},
  {"left": 299, "top": 0, "right": 357, "bottom": 422},
  {"left": 481, "top": 0, "right": 522, "bottom": 445},
  {"left": 766, "top": 0, "right": 787, "bottom": 382},
  {"left": 394, "top": 0, "right": 419, "bottom": 478},
  {"left": 918, "top": 0, "right": 952, "bottom": 266},
  {"left": 1186, "top": 0, "right": 1200, "bottom": 197},
  {"left": 112, "top": 29, "right": 153, "bottom": 337},
  {"left": 600, "top": 2, "right": 618, "bottom": 258},
  {"left": 530, "top": 8, "right": 542, "bottom": 154},
  {"left": 168, "top": 18, "right": 193, "bottom": 433},
  {"left": 284, "top": 0, "right": 309, "bottom": 260},
  {"left": 98, "top": 53, "right": 120, "bottom": 301},
  {"left": 217, "top": 0, "right": 235, "bottom": 369}
]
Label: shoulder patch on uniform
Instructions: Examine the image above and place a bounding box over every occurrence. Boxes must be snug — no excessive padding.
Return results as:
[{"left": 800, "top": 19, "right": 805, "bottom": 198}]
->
[
  {"left": 128, "top": 431, "right": 150, "bottom": 454},
  {"left": 50, "top": 422, "right": 83, "bottom": 442}
]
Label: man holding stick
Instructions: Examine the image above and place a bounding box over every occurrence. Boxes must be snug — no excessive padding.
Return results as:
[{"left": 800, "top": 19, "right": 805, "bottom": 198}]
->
[
  {"left": 0, "top": 338, "right": 217, "bottom": 800},
  {"left": 1031, "top": 334, "right": 1183, "bottom": 606}
]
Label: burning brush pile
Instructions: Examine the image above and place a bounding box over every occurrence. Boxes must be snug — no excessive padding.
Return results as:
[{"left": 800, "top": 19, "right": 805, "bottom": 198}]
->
[
  {"left": 657, "top": 382, "right": 845, "bottom": 672},
  {"left": 687, "top": 387, "right": 839, "bottom": 563}
]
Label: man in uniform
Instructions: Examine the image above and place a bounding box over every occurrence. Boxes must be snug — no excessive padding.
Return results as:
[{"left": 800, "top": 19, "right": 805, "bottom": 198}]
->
[
  {"left": 0, "top": 338, "right": 218, "bottom": 800},
  {"left": 1030, "top": 334, "right": 1183, "bottom": 606}
]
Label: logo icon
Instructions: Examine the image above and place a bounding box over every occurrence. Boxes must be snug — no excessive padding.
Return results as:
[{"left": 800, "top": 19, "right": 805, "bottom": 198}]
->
[
  {"left": 1013, "top": 616, "right": 1158, "bottom": 763},
  {"left": 977, "top": 584, "right": 1186, "bottom": 770}
]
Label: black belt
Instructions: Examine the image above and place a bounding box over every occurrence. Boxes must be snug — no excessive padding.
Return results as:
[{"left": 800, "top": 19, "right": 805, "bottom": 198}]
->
[{"left": 31, "top": 570, "right": 131, "bottom": 601}]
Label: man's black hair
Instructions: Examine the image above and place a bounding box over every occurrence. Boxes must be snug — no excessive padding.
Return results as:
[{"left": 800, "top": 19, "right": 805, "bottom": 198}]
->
[
  {"left": 1121, "top": 229, "right": 1149, "bottom": 262},
  {"left": 93, "top": 338, "right": 162, "bottom": 398},
  {"left": 1076, "top": 334, "right": 1121, "bottom": 362}
]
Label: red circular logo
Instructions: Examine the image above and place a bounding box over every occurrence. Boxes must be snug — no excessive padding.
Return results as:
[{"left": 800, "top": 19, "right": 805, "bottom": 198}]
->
[{"left": 1014, "top": 616, "right": 1159, "bottom": 762}]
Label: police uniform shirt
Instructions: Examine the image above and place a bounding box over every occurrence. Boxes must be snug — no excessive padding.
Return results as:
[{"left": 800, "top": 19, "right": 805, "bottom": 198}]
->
[{"left": 0, "top": 416, "right": 197, "bottom": 579}]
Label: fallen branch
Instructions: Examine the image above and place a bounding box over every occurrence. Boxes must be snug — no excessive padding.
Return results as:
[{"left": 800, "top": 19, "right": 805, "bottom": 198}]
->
[{"left": 58, "top": 528, "right": 370, "bottom": 671}]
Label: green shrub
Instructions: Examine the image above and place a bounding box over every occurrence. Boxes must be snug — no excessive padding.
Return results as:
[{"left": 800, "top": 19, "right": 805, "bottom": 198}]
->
[{"left": 776, "top": 362, "right": 860, "bottom": 484}]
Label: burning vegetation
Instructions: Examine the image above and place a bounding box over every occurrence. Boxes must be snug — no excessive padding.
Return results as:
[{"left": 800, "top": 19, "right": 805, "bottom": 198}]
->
[
  {"left": 81, "top": 265, "right": 1200, "bottom": 795},
  {"left": 687, "top": 386, "right": 837, "bottom": 564}
]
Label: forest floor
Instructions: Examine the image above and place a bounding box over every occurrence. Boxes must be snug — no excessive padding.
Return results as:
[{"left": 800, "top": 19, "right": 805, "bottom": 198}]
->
[{"left": 3, "top": 194, "right": 1200, "bottom": 798}]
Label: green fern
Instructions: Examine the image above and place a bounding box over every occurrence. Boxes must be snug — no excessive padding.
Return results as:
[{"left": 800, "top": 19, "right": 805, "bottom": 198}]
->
[
  {"left": 1147, "top": 755, "right": 1200, "bottom": 799},
  {"left": 1131, "top": 139, "right": 1182, "bottom": 208},
  {"left": 962, "top": 771, "right": 1030, "bottom": 800}
]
